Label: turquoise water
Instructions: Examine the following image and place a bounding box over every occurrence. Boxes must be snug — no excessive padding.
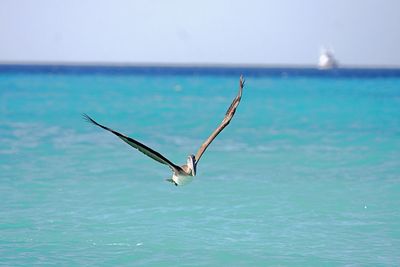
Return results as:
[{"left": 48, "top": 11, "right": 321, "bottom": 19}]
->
[{"left": 1, "top": 72, "right": 400, "bottom": 266}]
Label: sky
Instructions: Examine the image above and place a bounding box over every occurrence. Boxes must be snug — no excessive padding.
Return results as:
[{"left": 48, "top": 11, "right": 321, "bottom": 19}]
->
[{"left": 1, "top": 0, "right": 399, "bottom": 66}]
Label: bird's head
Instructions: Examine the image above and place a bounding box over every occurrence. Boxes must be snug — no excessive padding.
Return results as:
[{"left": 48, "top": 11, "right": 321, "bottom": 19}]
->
[{"left": 187, "top": 154, "right": 196, "bottom": 176}]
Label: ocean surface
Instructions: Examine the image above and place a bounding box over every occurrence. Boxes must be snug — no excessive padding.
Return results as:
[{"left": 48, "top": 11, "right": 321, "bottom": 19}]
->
[{"left": 1, "top": 66, "right": 400, "bottom": 266}]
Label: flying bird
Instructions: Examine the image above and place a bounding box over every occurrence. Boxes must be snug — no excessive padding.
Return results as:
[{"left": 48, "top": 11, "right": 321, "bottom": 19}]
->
[{"left": 83, "top": 76, "right": 245, "bottom": 186}]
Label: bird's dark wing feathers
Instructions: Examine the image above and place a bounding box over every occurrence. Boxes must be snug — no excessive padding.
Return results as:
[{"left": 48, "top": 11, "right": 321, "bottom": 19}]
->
[{"left": 83, "top": 114, "right": 181, "bottom": 172}]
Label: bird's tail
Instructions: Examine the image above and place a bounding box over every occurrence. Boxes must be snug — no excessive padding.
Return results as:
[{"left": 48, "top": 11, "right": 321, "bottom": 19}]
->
[{"left": 165, "top": 178, "right": 178, "bottom": 186}]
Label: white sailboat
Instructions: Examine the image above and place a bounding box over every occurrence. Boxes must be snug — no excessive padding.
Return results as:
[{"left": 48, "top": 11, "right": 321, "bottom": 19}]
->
[{"left": 318, "top": 48, "right": 338, "bottom": 69}]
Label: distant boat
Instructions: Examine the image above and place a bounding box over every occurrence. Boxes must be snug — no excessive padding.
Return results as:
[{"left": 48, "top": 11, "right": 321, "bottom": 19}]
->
[{"left": 318, "top": 48, "right": 338, "bottom": 69}]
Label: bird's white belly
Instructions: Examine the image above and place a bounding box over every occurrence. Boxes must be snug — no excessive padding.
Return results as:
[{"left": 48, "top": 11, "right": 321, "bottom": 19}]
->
[{"left": 172, "top": 173, "right": 194, "bottom": 186}]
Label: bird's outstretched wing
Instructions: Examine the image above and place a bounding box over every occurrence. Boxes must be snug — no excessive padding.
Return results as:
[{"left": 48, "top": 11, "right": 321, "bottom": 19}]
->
[
  {"left": 194, "top": 75, "right": 245, "bottom": 164},
  {"left": 83, "top": 114, "right": 182, "bottom": 173}
]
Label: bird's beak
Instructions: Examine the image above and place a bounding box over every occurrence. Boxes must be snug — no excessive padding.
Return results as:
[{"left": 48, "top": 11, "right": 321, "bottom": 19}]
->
[{"left": 189, "top": 155, "right": 196, "bottom": 176}]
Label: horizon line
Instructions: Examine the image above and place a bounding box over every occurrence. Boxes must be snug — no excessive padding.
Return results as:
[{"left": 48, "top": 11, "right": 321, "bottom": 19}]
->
[{"left": 1, "top": 60, "right": 400, "bottom": 70}]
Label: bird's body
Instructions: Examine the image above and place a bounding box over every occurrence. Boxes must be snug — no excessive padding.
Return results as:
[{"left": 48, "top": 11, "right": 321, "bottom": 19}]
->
[
  {"left": 84, "top": 76, "right": 245, "bottom": 186},
  {"left": 166, "top": 156, "right": 196, "bottom": 186},
  {"left": 171, "top": 172, "right": 194, "bottom": 186}
]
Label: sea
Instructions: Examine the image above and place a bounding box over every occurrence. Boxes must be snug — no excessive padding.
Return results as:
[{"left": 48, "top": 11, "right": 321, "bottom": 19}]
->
[{"left": 1, "top": 65, "right": 399, "bottom": 266}]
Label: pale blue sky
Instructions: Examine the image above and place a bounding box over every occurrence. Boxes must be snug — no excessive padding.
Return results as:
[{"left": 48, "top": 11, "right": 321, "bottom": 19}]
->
[{"left": 1, "top": 0, "right": 399, "bottom": 66}]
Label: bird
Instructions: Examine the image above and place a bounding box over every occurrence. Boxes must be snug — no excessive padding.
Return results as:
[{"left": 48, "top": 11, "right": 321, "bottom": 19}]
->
[{"left": 83, "top": 75, "right": 245, "bottom": 186}]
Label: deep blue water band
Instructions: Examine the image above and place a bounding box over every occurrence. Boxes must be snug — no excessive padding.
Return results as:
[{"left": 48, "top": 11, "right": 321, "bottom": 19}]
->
[{"left": 1, "top": 64, "right": 400, "bottom": 78}]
